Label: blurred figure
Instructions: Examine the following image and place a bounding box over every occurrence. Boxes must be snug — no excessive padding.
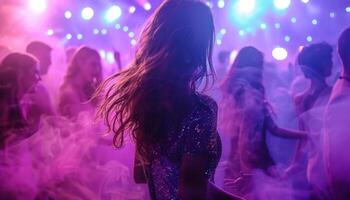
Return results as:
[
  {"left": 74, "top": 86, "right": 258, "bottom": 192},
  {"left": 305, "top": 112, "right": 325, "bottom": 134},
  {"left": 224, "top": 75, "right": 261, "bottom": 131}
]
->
[
  {"left": 0, "top": 53, "right": 40, "bottom": 148},
  {"left": 65, "top": 47, "right": 76, "bottom": 64},
  {"left": 25, "top": 41, "right": 54, "bottom": 126},
  {"left": 221, "top": 46, "right": 308, "bottom": 198},
  {"left": 58, "top": 46, "right": 102, "bottom": 119},
  {"left": 295, "top": 42, "right": 333, "bottom": 123},
  {"left": 292, "top": 42, "right": 333, "bottom": 200},
  {"left": 26, "top": 41, "right": 52, "bottom": 76},
  {"left": 97, "top": 1, "right": 242, "bottom": 199},
  {"left": 216, "top": 50, "right": 231, "bottom": 81},
  {"left": 324, "top": 27, "right": 350, "bottom": 200}
]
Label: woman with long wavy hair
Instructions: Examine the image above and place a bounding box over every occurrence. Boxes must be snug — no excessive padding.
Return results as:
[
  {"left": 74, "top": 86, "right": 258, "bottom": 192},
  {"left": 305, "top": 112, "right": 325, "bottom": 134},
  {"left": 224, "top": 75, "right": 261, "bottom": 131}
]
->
[
  {"left": 221, "top": 46, "right": 308, "bottom": 198},
  {"left": 59, "top": 46, "right": 102, "bottom": 119},
  {"left": 0, "top": 53, "right": 40, "bottom": 148},
  {"left": 97, "top": 0, "right": 242, "bottom": 199}
]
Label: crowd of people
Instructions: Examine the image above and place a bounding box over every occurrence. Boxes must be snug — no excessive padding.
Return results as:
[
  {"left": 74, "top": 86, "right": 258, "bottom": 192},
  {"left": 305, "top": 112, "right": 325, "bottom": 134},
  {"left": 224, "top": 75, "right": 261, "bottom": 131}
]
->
[{"left": 0, "top": 0, "right": 350, "bottom": 199}]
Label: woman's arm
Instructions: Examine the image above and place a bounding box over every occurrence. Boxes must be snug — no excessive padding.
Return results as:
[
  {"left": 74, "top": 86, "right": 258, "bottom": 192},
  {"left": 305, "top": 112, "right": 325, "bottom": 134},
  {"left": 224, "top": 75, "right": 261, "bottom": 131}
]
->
[{"left": 265, "top": 115, "right": 308, "bottom": 139}]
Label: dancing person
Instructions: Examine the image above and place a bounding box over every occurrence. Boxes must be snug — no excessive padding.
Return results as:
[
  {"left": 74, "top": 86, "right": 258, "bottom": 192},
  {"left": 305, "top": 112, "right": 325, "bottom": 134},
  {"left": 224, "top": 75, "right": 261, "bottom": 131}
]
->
[
  {"left": 0, "top": 53, "right": 40, "bottom": 148},
  {"left": 324, "top": 27, "right": 350, "bottom": 200},
  {"left": 216, "top": 50, "right": 231, "bottom": 81},
  {"left": 295, "top": 42, "right": 333, "bottom": 128},
  {"left": 58, "top": 46, "right": 102, "bottom": 119},
  {"left": 25, "top": 41, "right": 54, "bottom": 125},
  {"left": 292, "top": 42, "right": 333, "bottom": 200},
  {"left": 26, "top": 41, "right": 52, "bottom": 76},
  {"left": 221, "top": 46, "right": 308, "bottom": 198},
  {"left": 97, "top": 1, "right": 243, "bottom": 199}
]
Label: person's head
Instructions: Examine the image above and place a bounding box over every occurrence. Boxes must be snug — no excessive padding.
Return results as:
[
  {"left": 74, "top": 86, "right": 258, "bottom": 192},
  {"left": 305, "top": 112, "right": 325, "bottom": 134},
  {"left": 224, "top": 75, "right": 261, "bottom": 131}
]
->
[
  {"left": 218, "top": 51, "right": 230, "bottom": 66},
  {"left": 222, "top": 46, "right": 264, "bottom": 94},
  {"left": 297, "top": 42, "right": 333, "bottom": 80},
  {"left": 232, "top": 46, "right": 264, "bottom": 69},
  {"left": 65, "top": 47, "right": 77, "bottom": 64},
  {"left": 65, "top": 46, "right": 102, "bottom": 87},
  {"left": 134, "top": 0, "right": 215, "bottom": 86},
  {"left": 338, "top": 27, "right": 350, "bottom": 74},
  {"left": 0, "top": 53, "right": 40, "bottom": 99},
  {"left": 26, "top": 41, "right": 52, "bottom": 75},
  {"left": 98, "top": 0, "right": 215, "bottom": 155}
]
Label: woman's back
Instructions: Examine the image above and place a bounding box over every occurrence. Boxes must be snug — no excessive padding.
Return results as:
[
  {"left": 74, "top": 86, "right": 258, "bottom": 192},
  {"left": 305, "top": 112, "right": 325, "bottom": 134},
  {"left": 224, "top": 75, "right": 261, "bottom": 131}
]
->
[
  {"left": 147, "top": 94, "right": 221, "bottom": 199},
  {"left": 226, "top": 79, "right": 274, "bottom": 171}
]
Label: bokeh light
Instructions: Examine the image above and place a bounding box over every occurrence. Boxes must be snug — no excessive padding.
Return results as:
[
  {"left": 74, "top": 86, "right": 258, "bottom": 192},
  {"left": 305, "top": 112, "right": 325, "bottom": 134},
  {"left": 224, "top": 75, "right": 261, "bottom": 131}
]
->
[
  {"left": 81, "top": 7, "right": 94, "bottom": 20},
  {"left": 93, "top": 28, "right": 99, "bottom": 35},
  {"left": 64, "top": 10, "right": 72, "bottom": 19},
  {"left": 77, "top": 34, "right": 83, "bottom": 40},
  {"left": 47, "top": 29, "right": 54, "bottom": 36},
  {"left": 307, "top": 36, "right": 313, "bottom": 42},
  {"left": 272, "top": 47, "right": 288, "bottom": 61},
  {"left": 29, "top": 0, "right": 47, "bottom": 14},
  {"left": 65, "top": 33, "right": 72, "bottom": 40},
  {"left": 129, "top": 6, "right": 136, "bottom": 14},
  {"left": 274, "top": 0, "right": 291, "bottom": 10},
  {"left": 105, "top": 5, "right": 122, "bottom": 23},
  {"left": 236, "top": 0, "right": 256, "bottom": 16},
  {"left": 143, "top": 2, "right": 152, "bottom": 11},
  {"left": 218, "top": 0, "right": 225, "bottom": 9},
  {"left": 101, "top": 29, "right": 108, "bottom": 35},
  {"left": 131, "top": 39, "right": 137, "bottom": 46}
]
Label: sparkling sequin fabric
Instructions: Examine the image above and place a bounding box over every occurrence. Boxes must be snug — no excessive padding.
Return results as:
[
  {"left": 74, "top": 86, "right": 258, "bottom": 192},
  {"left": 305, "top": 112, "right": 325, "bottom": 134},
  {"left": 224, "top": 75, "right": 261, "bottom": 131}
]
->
[{"left": 146, "top": 94, "right": 222, "bottom": 200}]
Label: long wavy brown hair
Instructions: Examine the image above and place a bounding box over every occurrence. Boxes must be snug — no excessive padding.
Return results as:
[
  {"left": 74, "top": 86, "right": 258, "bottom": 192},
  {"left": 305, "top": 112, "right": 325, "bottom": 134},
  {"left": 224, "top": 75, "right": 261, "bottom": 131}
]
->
[
  {"left": 221, "top": 46, "right": 265, "bottom": 95},
  {"left": 97, "top": 0, "right": 215, "bottom": 157},
  {"left": 0, "top": 53, "right": 38, "bottom": 132},
  {"left": 62, "top": 46, "right": 102, "bottom": 100}
]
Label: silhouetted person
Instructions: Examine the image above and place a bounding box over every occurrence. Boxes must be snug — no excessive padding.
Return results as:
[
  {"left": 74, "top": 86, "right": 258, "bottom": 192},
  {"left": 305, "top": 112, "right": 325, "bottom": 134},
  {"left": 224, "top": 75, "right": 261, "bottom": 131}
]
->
[
  {"left": 26, "top": 41, "right": 52, "bottom": 76},
  {"left": 0, "top": 53, "right": 40, "bottom": 148},
  {"left": 291, "top": 42, "right": 334, "bottom": 200},
  {"left": 324, "top": 27, "right": 350, "bottom": 200},
  {"left": 97, "top": 1, "right": 243, "bottom": 199},
  {"left": 25, "top": 41, "right": 54, "bottom": 126},
  {"left": 216, "top": 50, "right": 231, "bottom": 81},
  {"left": 59, "top": 46, "right": 102, "bottom": 120},
  {"left": 221, "top": 46, "right": 308, "bottom": 198}
]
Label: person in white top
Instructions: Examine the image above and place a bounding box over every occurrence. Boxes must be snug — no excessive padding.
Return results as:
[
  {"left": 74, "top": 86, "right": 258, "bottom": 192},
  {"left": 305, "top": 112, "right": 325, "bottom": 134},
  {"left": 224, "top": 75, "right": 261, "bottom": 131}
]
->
[{"left": 324, "top": 27, "right": 350, "bottom": 199}]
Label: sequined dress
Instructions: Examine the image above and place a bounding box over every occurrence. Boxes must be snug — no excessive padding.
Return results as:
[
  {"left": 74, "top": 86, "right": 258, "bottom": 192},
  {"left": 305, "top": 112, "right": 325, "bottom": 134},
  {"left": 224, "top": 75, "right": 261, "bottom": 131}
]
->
[{"left": 145, "top": 94, "right": 222, "bottom": 200}]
